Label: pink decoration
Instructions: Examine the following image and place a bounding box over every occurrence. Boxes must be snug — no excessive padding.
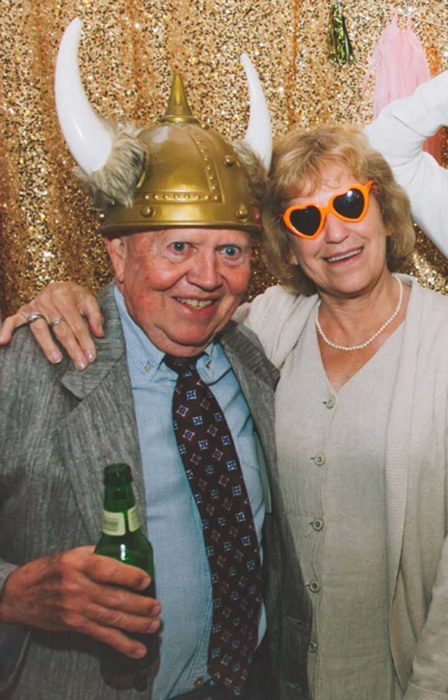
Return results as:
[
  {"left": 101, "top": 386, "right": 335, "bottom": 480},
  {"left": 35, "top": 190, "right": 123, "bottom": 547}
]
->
[{"left": 364, "top": 12, "right": 442, "bottom": 162}]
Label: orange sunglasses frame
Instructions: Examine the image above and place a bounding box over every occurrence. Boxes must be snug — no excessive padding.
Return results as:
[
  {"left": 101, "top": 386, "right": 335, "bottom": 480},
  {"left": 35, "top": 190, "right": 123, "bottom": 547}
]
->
[{"left": 282, "top": 180, "right": 375, "bottom": 240}]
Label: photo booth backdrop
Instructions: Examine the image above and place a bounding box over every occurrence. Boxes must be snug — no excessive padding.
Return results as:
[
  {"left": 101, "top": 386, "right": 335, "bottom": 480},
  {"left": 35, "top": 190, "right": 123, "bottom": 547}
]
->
[{"left": 1, "top": 0, "right": 447, "bottom": 315}]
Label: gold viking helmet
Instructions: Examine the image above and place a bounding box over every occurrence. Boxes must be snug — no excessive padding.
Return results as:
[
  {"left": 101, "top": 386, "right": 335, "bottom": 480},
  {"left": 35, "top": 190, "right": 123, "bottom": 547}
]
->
[{"left": 55, "top": 19, "right": 273, "bottom": 237}]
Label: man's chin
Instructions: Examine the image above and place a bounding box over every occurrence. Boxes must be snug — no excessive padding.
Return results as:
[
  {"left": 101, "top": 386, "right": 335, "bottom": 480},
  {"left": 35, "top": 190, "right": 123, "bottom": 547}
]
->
[{"left": 153, "top": 334, "right": 215, "bottom": 357}]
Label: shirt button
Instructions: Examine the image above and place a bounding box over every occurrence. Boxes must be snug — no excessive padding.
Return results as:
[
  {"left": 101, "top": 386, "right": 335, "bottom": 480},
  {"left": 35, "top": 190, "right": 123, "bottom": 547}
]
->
[
  {"left": 309, "top": 580, "right": 321, "bottom": 593},
  {"left": 194, "top": 677, "right": 206, "bottom": 688},
  {"left": 313, "top": 454, "right": 326, "bottom": 466},
  {"left": 308, "top": 640, "right": 318, "bottom": 653},
  {"left": 312, "top": 518, "right": 324, "bottom": 531},
  {"left": 325, "top": 395, "right": 336, "bottom": 409}
]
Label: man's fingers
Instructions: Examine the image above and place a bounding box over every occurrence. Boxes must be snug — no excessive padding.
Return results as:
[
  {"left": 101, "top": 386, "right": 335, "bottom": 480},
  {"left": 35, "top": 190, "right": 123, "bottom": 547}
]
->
[
  {"left": 92, "top": 584, "right": 162, "bottom": 619},
  {"left": 88, "top": 554, "right": 151, "bottom": 592},
  {"left": 83, "top": 621, "right": 149, "bottom": 659},
  {"left": 89, "top": 601, "right": 161, "bottom": 636}
]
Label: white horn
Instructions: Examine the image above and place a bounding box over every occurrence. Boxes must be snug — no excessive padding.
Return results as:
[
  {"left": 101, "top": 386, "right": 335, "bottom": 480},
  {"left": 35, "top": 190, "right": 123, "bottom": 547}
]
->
[
  {"left": 55, "top": 18, "right": 112, "bottom": 174},
  {"left": 241, "top": 53, "right": 272, "bottom": 171}
]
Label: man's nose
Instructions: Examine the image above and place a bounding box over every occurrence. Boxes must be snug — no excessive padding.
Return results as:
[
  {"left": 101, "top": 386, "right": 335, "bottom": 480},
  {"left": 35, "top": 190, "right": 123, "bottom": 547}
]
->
[{"left": 188, "top": 252, "right": 222, "bottom": 289}]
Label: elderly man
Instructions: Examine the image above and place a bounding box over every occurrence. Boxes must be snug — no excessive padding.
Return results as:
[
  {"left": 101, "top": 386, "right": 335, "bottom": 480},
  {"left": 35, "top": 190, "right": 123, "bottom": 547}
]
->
[{"left": 0, "top": 20, "right": 301, "bottom": 700}]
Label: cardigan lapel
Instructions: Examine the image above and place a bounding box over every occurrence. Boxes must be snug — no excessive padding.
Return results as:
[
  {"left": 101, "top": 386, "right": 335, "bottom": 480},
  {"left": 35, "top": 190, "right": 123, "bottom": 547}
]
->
[
  {"left": 384, "top": 276, "right": 422, "bottom": 689},
  {"left": 55, "top": 285, "right": 147, "bottom": 541},
  {"left": 385, "top": 276, "right": 421, "bottom": 605}
]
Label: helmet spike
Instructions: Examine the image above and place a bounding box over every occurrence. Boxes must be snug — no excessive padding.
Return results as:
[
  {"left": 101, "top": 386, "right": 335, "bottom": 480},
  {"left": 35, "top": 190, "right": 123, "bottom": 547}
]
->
[{"left": 160, "top": 73, "right": 199, "bottom": 124}]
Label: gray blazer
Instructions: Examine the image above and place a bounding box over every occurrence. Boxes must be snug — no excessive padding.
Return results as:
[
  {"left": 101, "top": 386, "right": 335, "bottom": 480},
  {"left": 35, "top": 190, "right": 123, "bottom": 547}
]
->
[{"left": 0, "top": 285, "right": 307, "bottom": 699}]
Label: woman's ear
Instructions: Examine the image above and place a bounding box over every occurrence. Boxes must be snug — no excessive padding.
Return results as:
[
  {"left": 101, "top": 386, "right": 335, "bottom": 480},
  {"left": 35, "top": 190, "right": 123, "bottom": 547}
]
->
[{"left": 288, "top": 246, "right": 299, "bottom": 265}]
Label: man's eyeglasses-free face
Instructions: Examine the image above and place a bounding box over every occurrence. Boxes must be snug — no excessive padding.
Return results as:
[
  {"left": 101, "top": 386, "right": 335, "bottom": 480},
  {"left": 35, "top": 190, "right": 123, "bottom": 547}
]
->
[{"left": 282, "top": 181, "right": 375, "bottom": 240}]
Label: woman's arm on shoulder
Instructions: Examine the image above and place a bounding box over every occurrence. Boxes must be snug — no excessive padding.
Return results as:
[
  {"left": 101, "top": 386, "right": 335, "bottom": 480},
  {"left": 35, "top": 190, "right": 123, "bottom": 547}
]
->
[
  {"left": 234, "top": 285, "right": 312, "bottom": 366},
  {"left": 0, "top": 282, "right": 103, "bottom": 371}
]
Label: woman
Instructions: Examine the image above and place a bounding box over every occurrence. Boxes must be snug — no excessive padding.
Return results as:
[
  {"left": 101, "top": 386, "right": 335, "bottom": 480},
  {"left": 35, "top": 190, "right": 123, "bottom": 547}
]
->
[{"left": 4, "top": 124, "right": 448, "bottom": 699}]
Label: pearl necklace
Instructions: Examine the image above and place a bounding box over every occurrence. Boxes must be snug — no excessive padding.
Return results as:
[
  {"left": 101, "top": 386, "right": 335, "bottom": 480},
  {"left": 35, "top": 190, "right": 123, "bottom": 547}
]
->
[{"left": 315, "top": 275, "right": 403, "bottom": 352}]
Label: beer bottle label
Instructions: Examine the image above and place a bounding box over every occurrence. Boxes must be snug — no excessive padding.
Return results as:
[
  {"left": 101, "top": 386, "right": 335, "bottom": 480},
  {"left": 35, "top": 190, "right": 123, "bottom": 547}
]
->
[
  {"left": 102, "top": 510, "right": 126, "bottom": 536},
  {"left": 101, "top": 507, "right": 141, "bottom": 535},
  {"left": 127, "top": 505, "right": 141, "bottom": 533}
]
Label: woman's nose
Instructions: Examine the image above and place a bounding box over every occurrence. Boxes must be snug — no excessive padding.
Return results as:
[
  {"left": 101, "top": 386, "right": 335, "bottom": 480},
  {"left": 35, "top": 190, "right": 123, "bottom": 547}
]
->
[{"left": 322, "top": 212, "right": 350, "bottom": 243}]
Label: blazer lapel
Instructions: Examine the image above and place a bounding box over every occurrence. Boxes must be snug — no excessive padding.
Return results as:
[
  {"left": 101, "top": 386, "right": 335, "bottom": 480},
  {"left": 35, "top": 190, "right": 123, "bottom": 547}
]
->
[
  {"left": 55, "top": 285, "right": 147, "bottom": 541},
  {"left": 221, "top": 323, "right": 279, "bottom": 511}
]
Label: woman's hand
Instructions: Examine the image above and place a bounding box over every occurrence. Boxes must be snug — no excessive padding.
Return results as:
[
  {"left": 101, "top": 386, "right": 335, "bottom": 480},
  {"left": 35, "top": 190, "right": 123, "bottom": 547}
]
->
[{"left": 0, "top": 282, "right": 104, "bottom": 371}]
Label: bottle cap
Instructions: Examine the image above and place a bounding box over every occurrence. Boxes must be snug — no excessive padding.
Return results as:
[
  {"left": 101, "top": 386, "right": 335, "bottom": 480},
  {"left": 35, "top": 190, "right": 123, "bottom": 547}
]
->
[{"left": 103, "top": 463, "right": 133, "bottom": 486}]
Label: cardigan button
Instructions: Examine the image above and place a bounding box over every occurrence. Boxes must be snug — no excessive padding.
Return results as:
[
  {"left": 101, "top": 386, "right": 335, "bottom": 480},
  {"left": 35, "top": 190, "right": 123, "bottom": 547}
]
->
[
  {"left": 308, "top": 640, "right": 318, "bottom": 653},
  {"left": 312, "top": 518, "right": 324, "bottom": 531},
  {"left": 324, "top": 395, "right": 336, "bottom": 409}
]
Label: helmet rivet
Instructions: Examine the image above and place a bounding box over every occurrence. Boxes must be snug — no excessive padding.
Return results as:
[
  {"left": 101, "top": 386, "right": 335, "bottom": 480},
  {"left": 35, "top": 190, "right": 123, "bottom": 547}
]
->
[
  {"left": 224, "top": 155, "right": 236, "bottom": 167},
  {"left": 236, "top": 204, "right": 249, "bottom": 220},
  {"left": 141, "top": 205, "right": 154, "bottom": 217}
]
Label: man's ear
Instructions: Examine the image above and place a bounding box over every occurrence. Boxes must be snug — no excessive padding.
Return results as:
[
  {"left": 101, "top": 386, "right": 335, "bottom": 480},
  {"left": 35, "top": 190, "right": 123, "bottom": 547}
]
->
[{"left": 104, "top": 236, "right": 127, "bottom": 284}]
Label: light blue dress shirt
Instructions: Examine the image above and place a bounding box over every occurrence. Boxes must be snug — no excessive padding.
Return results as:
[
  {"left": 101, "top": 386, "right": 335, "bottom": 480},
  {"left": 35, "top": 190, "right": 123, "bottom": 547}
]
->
[{"left": 114, "top": 287, "right": 266, "bottom": 700}]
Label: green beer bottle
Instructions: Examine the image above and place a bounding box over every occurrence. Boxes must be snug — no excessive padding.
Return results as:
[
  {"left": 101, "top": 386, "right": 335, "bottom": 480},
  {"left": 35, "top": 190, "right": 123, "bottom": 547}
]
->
[{"left": 95, "top": 463, "right": 159, "bottom": 690}]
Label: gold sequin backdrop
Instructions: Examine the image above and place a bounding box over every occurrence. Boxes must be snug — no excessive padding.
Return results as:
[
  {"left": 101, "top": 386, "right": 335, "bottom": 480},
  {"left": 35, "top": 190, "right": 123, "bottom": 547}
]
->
[{"left": 1, "top": 0, "right": 448, "bottom": 315}]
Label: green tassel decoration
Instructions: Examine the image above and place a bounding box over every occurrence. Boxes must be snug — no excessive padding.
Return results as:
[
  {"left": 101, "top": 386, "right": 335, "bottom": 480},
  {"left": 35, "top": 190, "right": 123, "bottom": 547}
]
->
[{"left": 328, "top": 0, "right": 355, "bottom": 65}]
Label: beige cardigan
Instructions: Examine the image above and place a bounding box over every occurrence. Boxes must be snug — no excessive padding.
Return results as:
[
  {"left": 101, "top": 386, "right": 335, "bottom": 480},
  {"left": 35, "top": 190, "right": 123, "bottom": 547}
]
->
[{"left": 237, "top": 274, "right": 448, "bottom": 700}]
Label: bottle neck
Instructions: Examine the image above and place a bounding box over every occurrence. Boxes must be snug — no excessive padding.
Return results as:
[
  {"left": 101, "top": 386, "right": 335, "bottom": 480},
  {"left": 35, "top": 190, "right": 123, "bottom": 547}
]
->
[
  {"left": 104, "top": 482, "right": 135, "bottom": 512},
  {"left": 101, "top": 483, "right": 141, "bottom": 536}
]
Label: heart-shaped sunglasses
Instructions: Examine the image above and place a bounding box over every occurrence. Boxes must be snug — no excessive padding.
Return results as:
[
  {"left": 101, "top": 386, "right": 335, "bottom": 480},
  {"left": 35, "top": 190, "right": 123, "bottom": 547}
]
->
[{"left": 282, "top": 181, "right": 375, "bottom": 240}]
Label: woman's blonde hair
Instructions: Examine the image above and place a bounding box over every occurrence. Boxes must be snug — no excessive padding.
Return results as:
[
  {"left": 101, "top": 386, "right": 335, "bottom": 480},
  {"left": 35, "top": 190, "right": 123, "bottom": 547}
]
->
[{"left": 262, "top": 124, "right": 415, "bottom": 295}]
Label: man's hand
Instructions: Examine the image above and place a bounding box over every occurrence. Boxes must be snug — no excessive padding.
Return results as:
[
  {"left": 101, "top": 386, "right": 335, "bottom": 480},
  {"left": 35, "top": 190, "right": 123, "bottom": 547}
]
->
[
  {"left": 0, "top": 282, "right": 103, "bottom": 371},
  {"left": 0, "top": 546, "right": 161, "bottom": 659}
]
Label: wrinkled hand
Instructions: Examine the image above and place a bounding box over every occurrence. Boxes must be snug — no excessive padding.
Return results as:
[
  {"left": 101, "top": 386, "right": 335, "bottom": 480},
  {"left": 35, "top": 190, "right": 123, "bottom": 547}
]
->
[
  {"left": 0, "top": 282, "right": 103, "bottom": 371},
  {"left": 0, "top": 546, "right": 161, "bottom": 658}
]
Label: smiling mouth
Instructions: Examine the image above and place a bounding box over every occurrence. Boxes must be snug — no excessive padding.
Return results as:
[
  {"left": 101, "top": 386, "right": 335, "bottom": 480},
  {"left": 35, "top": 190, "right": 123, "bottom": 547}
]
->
[
  {"left": 176, "top": 298, "right": 215, "bottom": 309},
  {"left": 325, "top": 247, "right": 362, "bottom": 263}
]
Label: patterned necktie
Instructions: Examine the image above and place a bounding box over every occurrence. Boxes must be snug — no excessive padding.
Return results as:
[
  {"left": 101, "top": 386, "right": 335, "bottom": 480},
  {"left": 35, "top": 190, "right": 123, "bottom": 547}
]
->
[{"left": 164, "top": 354, "right": 263, "bottom": 694}]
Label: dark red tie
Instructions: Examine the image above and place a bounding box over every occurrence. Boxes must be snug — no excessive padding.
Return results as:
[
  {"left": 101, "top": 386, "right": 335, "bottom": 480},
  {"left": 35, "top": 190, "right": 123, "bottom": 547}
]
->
[{"left": 164, "top": 354, "right": 262, "bottom": 694}]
